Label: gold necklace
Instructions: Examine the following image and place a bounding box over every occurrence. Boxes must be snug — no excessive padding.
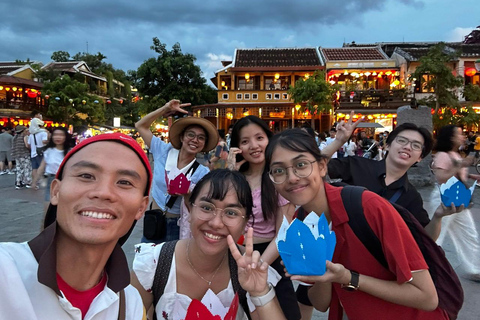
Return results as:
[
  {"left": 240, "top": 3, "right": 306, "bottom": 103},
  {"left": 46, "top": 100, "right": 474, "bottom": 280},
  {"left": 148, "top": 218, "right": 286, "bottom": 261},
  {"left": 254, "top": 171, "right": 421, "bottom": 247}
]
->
[{"left": 186, "top": 239, "right": 227, "bottom": 287}]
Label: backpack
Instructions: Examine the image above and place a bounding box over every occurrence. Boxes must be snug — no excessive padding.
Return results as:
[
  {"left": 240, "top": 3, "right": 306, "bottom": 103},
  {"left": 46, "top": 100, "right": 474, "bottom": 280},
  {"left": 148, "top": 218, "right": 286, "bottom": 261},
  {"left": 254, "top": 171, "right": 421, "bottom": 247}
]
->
[
  {"left": 151, "top": 240, "right": 252, "bottom": 320},
  {"left": 341, "top": 185, "right": 463, "bottom": 320}
]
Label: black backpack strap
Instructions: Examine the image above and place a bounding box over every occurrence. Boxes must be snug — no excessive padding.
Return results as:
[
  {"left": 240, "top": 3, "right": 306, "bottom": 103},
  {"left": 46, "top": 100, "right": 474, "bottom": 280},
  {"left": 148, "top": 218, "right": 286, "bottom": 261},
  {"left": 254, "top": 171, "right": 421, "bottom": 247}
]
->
[
  {"left": 152, "top": 240, "right": 179, "bottom": 308},
  {"left": 341, "top": 186, "right": 389, "bottom": 270},
  {"left": 228, "top": 248, "right": 252, "bottom": 320},
  {"left": 165, "top": 161, "right": 201, "bottom": 209}
]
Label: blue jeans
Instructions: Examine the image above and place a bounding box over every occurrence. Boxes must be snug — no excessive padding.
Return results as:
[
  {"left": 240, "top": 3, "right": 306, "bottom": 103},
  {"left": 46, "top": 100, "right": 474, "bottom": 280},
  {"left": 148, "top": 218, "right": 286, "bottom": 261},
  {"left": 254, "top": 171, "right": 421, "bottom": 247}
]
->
[{"left": 141, "top": 217, "right": 180, "bottom": 244}]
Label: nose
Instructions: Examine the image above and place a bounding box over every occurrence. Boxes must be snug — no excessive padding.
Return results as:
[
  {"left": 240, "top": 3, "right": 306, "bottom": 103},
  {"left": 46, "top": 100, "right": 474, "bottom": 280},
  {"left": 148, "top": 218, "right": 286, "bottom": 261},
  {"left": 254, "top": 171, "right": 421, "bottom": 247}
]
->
[
  {"left": 286, "top": 167, "right": 299, "bottom": 183},
  {"left": 208, "top": 209, "right": 226, "bottom": 229},
  {"left": 88, "top": 179, "right": 118, "bottom": 202}
]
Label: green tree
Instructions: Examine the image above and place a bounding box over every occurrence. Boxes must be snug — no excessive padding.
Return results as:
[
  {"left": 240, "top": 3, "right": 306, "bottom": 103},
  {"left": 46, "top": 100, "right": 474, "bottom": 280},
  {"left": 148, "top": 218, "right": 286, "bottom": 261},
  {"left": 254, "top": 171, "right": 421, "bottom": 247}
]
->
[
  {"left": 51, "top": 51, "right": 71, "bottom": 62},
  {"left": 43, "top": 75, "right": 104, "bottom": 126},
  {"left": 411, "top": 43, "right": 479, "bottom": 129},
  {"left": 131, "top": 38, "right": 217, "bottom": 116},
  {"left": 288, "top": 70, "right": 337, "bottom": 129}
]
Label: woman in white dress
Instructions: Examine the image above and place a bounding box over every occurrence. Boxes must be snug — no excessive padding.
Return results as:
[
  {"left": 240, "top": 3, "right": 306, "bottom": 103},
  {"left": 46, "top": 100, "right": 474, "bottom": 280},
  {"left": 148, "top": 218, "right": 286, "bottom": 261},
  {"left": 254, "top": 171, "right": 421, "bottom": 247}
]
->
[{"left": 132, "top": 169, "right": 286, "bottom": 320}]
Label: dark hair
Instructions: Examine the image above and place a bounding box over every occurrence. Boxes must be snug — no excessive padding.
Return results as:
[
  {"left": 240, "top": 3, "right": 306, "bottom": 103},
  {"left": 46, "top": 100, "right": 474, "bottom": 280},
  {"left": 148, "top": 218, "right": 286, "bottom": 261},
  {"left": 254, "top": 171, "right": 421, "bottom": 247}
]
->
[
  {"left": 265, "top": 129, "right": 328, "bottom": 171},
  {"left": 46, "top": 127, "right": 70, "bottom": 157},
  {"left": 189, "top": 169, "right": 253, "bottom": 220},
  {"left": 433, "top": 125, "right": 460, "bottom": 153},
  {"left": 230, "top": 116, "right": 275, "bottom": 221},
  {"left": 302, "top": 127, "right": 316, "bottom": 139},
  {"left": 318, "top": 132, "right": 326, "bottom": 141},
  {"left": 30, "top": 110, "right": 41, "bottom": 117},
  {"left": 386, "top": 123, "right": 433, "bottom": 158},
  {"left": 218, "top": 129, "right": 226, "bottom": 140}
]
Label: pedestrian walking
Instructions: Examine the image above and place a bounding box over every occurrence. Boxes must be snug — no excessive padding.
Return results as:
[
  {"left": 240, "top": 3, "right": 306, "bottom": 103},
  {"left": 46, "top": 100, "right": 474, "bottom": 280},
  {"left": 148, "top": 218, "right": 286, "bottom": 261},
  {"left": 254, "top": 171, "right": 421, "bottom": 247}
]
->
[
  {"left": 11, "top": 125, "right": 32, "bottom": 189},
  {"left": 431, "top": 125, "right": 480, "bottom": 282},
  {"left": 27, "top": 127, "right": 48, "bottom": 189},
  {"left": 0, "top": 126, "right": 14, "bottom": 175}
]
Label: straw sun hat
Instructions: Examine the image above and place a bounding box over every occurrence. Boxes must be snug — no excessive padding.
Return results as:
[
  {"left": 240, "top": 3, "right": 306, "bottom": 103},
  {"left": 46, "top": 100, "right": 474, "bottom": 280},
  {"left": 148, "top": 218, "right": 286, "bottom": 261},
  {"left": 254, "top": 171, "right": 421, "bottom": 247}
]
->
[{"left": 169, "top": 117, "right": 219, "bottom": 152}]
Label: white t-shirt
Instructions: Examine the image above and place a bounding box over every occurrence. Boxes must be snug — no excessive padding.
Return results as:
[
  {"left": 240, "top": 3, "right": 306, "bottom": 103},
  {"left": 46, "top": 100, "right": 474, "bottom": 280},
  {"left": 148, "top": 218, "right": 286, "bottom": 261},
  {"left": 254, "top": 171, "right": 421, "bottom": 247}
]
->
[
  {"left": 43, "top": 148, "right": 66, "bottom": 175},
  {"left": 28, "top": 131, "right": 48, "bottom": 158}
]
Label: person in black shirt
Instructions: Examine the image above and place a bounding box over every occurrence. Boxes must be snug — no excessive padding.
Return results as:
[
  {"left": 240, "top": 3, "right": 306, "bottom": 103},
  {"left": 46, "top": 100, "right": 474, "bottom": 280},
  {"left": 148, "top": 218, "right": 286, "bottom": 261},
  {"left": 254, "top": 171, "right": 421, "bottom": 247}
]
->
[{"left": 324, "top": 122, "right": 458, "bottom": 241}]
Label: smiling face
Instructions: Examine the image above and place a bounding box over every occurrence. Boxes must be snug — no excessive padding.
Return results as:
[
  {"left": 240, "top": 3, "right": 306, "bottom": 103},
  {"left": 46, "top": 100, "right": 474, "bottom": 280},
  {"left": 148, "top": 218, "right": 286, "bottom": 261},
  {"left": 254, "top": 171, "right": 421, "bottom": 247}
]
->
[
  {"left": 189, "top": 183, "right": 247, "bottom": 256},
  {"left": 50, "top": 142, "right": 149, "bottom": 248},
  {"left": 238, "top": 123, "right": 269, "bottom": 165},
  {"left": 180, "top": 125, "right": 207, "bottom": 154},
  {"left": 269, "top": 146, "right": 327, "bottom": 210},
  {"left": 385, "top": 129, "right": 424, "bottom": 169}
]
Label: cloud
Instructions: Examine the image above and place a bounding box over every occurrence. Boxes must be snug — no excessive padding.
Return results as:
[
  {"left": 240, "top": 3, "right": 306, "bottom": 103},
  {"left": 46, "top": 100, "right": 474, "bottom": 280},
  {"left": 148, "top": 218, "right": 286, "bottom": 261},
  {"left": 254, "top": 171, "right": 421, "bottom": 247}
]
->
[{"left": 446, "top": 27, "right": 474, "bottom": 42}]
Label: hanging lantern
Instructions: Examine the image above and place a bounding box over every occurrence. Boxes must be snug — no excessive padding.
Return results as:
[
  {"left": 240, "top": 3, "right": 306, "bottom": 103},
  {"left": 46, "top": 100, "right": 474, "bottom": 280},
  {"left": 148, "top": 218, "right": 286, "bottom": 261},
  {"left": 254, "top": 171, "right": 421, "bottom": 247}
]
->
[
  {"left": 82, "top": 100, "right": 86, "bottom": 105},
  {"left": 27, "top": 91, "right": 37, "bottom": 98},
  {"left": 119, "top": 99, "right": 123, "bottom": 104},
  {"left": 68, "top": 99, "right": 73, "bottom": 103},
  {"left": 107, "top": 100, "right": 112, "bottom": 104},
  {"left": 12, "top": 87, "right": 17, "bottom": 91},
  {"left": 465, "top": 68, "right": 477, "bottom": 77},
  {"left": 44, "top": 95, "right": 50, "bottom": 100},
  {"left": 0, "top": 86, "right": 3, "bottom": 90},
  {"left": 94, "top": 100, "right": 99, "bottom": 104},
  {"left": 5, "top": 87, "right": 10, "bottom": 91},
  {"left": 244, "top": 73, "right": 250, "bottom": 81},
  {"left": 55, "top": 97, "right": 60, "bottom": 101},
  {"left": 274, "top": 73, "right": 280, "bottom": 80}
]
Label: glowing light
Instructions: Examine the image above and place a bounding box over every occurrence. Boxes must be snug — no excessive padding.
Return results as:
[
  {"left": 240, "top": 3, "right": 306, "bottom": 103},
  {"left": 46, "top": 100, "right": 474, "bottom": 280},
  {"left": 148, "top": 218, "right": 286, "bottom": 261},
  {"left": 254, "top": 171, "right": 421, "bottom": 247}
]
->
[
  {"left": 275, "top": 73, "right": 280, "bottom": 80},
  {"left": 465, "top": 68, "right": 477, "bottom": 77},
  {"left": 245, "top": 73, "right": 250, "bottom": 80}
]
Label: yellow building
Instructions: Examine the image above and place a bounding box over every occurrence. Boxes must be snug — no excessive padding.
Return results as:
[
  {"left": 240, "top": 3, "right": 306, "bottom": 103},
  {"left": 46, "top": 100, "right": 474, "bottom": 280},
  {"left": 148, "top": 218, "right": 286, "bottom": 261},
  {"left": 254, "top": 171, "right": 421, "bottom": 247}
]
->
[{"left": 193, "top": 48, "right": 331, "bottom": 132}]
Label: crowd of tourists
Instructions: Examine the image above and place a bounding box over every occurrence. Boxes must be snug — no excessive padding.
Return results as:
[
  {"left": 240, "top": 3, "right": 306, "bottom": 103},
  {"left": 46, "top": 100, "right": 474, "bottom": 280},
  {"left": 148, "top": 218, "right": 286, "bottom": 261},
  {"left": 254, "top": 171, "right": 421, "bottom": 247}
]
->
[{"left": 0, "top": 99, "right": 479, "bottom": 320}]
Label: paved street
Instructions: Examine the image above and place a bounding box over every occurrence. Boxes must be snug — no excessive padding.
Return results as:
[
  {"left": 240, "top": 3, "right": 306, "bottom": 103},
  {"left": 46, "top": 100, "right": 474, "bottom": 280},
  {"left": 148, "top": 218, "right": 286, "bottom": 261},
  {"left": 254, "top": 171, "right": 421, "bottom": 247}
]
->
[{"left": 0, "top": 169, "right": 479, "bottom": 319}]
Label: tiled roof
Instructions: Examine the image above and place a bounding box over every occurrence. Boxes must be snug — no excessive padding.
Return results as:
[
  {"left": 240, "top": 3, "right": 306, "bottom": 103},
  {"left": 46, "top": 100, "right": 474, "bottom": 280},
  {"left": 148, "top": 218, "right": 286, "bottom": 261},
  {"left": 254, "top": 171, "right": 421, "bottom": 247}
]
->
[
  {"left": 321, "top": 47, "right": 387, "bottom": 61},
  {"left": 43, "top": 61, "right": 79, "bottom": 72},
  {"left": 0, "top": 66, "right": 21, "bottom": 75},
  {"left": 234, "top": 48, "right": 321, "bottom": 68},
  {"left": 393, "top": 43, "right": 480, "bottom": 61}
]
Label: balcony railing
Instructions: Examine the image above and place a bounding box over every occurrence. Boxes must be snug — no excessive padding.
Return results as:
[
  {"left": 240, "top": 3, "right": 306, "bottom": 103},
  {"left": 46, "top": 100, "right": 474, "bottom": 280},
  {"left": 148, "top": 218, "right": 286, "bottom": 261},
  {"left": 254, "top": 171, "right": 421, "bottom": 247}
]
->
[{"left": 337, "top": 89, "right": 410, "bottom": 109}]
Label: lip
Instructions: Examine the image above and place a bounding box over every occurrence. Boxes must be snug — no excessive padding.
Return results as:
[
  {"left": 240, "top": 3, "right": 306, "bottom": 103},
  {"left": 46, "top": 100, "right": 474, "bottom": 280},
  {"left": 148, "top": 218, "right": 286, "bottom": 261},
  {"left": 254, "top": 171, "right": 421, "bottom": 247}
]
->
[
  {"left": 202, "top": 230, "right": 226, "bottom": 243},
  {"left": 398, "top": 151, "right": 412, "bottom": 159},
  {"left": 286, "top": 183, "right": 308, "bottom": 193}
]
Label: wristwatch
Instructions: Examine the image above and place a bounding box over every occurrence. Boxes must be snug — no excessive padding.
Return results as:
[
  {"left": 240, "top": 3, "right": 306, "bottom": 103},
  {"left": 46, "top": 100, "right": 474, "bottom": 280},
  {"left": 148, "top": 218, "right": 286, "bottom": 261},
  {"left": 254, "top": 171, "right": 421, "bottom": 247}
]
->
[
  {"left": 250, "top": 283, "right": 276, "bottom": 307},
  {"left": 341, "top": 270, "right": 360, "bottom": 291}
]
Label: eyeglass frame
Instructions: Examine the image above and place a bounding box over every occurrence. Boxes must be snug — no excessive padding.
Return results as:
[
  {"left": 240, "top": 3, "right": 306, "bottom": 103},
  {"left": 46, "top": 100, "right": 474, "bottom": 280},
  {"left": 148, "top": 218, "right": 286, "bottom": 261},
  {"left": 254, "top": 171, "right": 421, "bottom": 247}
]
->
[
  {"left": 394, "top": 135, "right": 424, "bottom": 151},
  {"left": 269, "top": 160, "right": 317, "bottom": 184},
  {"left": 190, "top": 201, "right": 246, "bottom": 226},
  {"left": 184, "top": 130, "right": 206, "bottom": 142}
]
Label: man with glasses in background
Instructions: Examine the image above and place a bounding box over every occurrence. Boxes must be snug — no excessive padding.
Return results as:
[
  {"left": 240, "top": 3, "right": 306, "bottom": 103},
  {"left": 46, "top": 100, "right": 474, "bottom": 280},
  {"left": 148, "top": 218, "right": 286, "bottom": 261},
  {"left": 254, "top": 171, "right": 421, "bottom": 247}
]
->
[{"left": 324, "top": 122, "right": 455, "bottom": 241}]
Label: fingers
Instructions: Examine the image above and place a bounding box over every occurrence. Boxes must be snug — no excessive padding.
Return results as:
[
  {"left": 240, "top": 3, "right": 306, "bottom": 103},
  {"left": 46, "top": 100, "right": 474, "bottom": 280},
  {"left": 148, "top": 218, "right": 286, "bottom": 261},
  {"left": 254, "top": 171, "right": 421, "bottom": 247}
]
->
[
  {"left": 244, "top": 227, "right": 254, "bottom": 258},
  {"left": 227, "top": 234, "right": 243, "bottom": 261}
]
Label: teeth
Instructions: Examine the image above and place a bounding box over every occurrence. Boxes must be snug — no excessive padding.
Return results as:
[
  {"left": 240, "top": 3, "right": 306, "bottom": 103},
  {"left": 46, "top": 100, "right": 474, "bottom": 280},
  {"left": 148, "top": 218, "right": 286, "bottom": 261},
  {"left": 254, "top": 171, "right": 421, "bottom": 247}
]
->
[
  {"left": 204, "top": 232, "right": 222, "bottom": 240},
  {"left": 81, "top": 211, "right": 114, "bottom": 219}
]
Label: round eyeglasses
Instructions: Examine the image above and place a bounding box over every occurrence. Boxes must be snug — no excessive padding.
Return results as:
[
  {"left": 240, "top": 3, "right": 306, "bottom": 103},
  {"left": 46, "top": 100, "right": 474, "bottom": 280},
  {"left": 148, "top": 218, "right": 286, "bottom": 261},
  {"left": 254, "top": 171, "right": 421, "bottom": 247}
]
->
[
  {"left": 394, "top": 135, "right": 423, "bottom": 151},
  {"left": 269, "top": 160, "right": 317, "bottom": 184},
  {"left": 185, "top": 131, "right": 206, "bottom": 142},
  {"left": 191, "top": 201, "right": 245, "bottom": 226}
]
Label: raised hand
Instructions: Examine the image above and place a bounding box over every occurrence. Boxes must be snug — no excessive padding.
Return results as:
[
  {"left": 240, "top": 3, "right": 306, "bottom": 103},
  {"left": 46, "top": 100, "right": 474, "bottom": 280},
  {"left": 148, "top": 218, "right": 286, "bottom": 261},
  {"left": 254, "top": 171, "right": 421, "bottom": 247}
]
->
[
  {"left": 162, "top": 99, "right": 191, "bottom": 117},
  {"left": 335, "top": 110, "right": 364, "bottom": 144},
  {"left": 226, "top": 148, "right": 246, "bottom": 171},
  {"left": 227, "top": 228, "right": 269, "bottom": 296}
]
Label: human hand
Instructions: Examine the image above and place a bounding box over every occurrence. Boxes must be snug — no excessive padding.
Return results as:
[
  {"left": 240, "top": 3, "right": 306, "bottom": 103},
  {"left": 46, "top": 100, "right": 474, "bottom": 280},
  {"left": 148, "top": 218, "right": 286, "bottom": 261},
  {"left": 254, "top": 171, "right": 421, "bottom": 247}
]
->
[
  {"left": 227, "top": 228, "right": 269, "bottom": 296},
  {"left": 335, "top": 111, "right": 363, "bottom": 144},
  {"left": 434, "top": 202, "right": 469, "bottom": 219},
  {"left": 226, "top": 147, "right": 246, "bottom": 171},
  {"left": 162, "top": 99, "right": 191, "bottom": 117},
  {"left": 287, "top": 261, "right": 350, "bottom": 285}
]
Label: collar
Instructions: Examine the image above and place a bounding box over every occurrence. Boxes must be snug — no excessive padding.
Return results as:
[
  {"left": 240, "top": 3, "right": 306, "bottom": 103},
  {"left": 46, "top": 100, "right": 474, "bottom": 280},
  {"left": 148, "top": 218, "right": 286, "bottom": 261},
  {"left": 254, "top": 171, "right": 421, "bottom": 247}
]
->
[
  {"left": 28, "top": 222, "right": 130, "bottom": 296},
  {"left": 165, "top": 148, "right": 195, "bottom": 174},
  {"left": 376, "top": 159, "right": 410, "bottom": 192}
]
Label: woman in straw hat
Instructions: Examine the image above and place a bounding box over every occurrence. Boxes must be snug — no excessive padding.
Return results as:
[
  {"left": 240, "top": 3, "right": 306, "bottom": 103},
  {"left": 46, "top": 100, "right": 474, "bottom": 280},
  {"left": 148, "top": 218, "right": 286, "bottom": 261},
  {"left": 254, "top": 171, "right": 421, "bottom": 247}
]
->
[{"left": 135, "top": 99, "right": 219, "bottom": 242}]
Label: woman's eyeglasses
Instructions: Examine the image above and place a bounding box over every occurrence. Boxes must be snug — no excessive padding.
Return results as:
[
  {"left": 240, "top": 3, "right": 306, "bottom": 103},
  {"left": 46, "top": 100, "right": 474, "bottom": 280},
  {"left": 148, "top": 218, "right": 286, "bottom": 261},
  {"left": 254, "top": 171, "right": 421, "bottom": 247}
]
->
[{"left": 269, "top": 160, "right": 317, "bottom": 184}]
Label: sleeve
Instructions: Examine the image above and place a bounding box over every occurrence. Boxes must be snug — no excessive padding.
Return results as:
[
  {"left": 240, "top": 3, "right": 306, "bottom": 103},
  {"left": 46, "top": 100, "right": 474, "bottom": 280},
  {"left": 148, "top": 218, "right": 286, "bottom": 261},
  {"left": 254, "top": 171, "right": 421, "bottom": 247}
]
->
[
  {"left": 327, "top": 157, "right": 352, "bottom": 181},
  {"left": 361, "top": 191, "right": 427, "bottom": 284},
  {"left": 245, "top": 265, "right": 282, "bottom": 312},
  {"left": 149, "top": 136, "right": 169, "bottom": 159},
  {"left": 132, "top": 243, "right": 165, "bottom": 292}
]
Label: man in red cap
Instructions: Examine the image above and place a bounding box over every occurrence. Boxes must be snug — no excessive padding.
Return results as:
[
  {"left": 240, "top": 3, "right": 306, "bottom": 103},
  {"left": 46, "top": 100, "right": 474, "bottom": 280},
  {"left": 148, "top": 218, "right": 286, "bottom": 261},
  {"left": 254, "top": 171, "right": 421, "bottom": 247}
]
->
[{"left": 0, "top": 133, "right": 151, "bottom": 320}]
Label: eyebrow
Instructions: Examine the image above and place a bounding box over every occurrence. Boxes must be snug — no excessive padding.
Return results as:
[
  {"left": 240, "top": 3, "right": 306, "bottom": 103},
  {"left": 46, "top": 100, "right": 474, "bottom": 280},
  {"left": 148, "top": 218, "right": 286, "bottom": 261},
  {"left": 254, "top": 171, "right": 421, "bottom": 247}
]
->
[
  {"left": 70, "top": 160, "right": 142, "bottom": 180},
  {"left": 198, "top": 196, "right": 243, "bottom": 209},
  {"left": 270, "top": 154, "right": 308, "bottom": 167},
  {"left": 397, "top": 135, "right": 423, "bottom": 144}
]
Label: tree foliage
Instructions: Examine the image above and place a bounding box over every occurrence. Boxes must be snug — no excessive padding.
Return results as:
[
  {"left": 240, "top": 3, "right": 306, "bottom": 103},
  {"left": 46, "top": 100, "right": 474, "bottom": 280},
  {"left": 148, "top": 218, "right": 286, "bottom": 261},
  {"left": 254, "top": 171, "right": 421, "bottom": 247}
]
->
[
  {"left": 43, "top": 75, "right": 104, "bottom": 126},
  {"left": 130, "top": 37, "right": 217, "bottom": 116},
  {"left": 413, "top": 43, "right": 480, "bottom": 129},
  {"left": 288, "top": 70, "right": 337, "bottom": 129},
  {"left": 51, "top": 51, "right": 71, "bottom": 62}
]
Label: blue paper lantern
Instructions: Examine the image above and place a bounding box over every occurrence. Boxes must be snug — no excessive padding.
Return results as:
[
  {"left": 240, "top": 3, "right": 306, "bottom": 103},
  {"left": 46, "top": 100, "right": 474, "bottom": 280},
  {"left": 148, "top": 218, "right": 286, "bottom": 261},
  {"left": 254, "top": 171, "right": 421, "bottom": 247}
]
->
[
  {"left": 55, "top": 97, "right": 60, "bottom": 101},
  {"left": 94, "top": 100, "right": 99, "bottom": 104}
]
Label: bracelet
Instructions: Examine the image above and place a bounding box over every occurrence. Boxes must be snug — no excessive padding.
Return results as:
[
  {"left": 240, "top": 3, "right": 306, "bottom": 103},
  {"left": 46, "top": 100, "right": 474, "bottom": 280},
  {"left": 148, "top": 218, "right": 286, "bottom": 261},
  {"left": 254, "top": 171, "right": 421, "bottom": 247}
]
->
[{"left": 250, "top": 283, "right": 275, "bottom": 307}]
